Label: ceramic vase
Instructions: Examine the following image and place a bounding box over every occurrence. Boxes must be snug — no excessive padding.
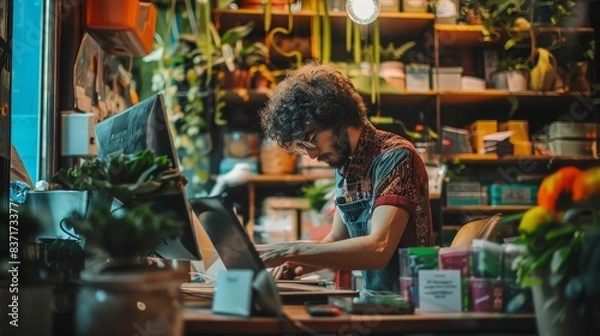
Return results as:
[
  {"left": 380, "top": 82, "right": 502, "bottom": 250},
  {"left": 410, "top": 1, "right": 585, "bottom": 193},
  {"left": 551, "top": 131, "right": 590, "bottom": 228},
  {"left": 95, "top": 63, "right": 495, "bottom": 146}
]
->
[
  {"left": 531, "top": 270, "right": 592, "bottom": 336},
  {"left": 75, "top": 268, "right": 188, "bottom": 336}
]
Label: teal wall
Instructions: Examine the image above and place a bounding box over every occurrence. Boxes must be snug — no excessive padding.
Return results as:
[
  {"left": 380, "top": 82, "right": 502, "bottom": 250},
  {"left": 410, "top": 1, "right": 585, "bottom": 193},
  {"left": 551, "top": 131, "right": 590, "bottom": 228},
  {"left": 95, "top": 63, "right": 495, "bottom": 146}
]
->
[{"left": 11, "top": 0, "right": 43, "bottom": 182}]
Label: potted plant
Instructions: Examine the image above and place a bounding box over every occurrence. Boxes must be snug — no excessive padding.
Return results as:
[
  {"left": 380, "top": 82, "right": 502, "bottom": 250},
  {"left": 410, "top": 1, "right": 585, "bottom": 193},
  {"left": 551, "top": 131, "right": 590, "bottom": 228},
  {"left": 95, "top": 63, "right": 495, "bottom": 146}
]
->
[
  {"left": 491, "top": 52, "right": 530, "bottom": 91},
  {"left": 213, "top": 21, "right": 274, "bottom": 90},
  {"left": 513, "top": 166, "right": 600, "bottom": 336},
  {"left": 55, "top": 150, "right": 190, "bottom": 336}
]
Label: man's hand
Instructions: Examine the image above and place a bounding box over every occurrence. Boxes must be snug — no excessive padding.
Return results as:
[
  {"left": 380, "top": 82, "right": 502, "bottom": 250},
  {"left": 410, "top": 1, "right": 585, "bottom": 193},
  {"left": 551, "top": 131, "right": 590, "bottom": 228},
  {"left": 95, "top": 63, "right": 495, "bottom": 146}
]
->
[{"left": 270, "top": 262, "right": 305, "bottom": 279}]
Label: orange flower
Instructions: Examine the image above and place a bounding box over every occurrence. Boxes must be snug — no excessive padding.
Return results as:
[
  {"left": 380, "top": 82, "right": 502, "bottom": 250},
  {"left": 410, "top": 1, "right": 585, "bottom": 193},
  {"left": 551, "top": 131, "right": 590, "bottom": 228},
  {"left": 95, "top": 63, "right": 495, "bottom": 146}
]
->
[
  {"left": 572, "top": 167, "right": 600, "bottom": 202},
  {"left": 537, "top": 166, "right": 582, "bottom": 211},
  {"left": 518, "top": 206, "right": 554, "bottom": 235}
]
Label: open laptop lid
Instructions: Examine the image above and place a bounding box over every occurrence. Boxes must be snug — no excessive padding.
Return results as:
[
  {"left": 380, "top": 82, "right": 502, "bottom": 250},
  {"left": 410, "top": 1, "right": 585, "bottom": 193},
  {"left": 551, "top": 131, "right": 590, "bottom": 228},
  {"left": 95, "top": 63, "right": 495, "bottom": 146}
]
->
[{"left": 189, "top": 195, "right": 264, "bottom": 275}]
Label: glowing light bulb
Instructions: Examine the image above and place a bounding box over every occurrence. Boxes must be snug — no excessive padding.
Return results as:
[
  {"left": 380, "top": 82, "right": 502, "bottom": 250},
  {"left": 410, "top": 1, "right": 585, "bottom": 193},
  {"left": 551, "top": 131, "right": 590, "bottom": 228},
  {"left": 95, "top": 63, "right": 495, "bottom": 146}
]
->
[{"left": 346, "top": 0, "right": 380, "bottom": 25}]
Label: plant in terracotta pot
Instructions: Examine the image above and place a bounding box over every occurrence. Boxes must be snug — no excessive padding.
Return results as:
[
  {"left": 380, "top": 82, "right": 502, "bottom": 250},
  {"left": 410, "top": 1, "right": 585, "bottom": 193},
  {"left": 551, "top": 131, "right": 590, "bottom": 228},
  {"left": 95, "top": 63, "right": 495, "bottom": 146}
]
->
[{"left": 513, "top": 166, "right": 600, "bottom": 336}]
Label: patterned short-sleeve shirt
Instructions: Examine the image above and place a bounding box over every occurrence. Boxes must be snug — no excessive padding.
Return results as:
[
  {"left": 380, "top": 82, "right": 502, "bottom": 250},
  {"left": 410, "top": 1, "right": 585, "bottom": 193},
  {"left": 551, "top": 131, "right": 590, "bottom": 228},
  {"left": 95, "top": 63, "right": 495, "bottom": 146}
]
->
[{"left": 338, "top": 122, "right": 434, "bottom": 247}]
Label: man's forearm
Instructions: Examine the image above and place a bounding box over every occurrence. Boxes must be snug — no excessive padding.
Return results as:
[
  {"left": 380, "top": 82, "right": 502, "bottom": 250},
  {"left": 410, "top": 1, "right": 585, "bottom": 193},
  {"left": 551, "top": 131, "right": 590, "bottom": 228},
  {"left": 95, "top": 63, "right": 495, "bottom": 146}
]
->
[{"left": 281, "top": 236, "right": 391, "bottom": 271}]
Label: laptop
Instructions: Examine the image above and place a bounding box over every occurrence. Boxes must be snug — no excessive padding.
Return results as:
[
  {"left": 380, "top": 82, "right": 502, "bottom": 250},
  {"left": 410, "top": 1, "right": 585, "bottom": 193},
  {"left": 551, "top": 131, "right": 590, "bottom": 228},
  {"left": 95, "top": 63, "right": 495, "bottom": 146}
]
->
[{"left": 187, "top": 195, "right": 356, "bottom": 303}]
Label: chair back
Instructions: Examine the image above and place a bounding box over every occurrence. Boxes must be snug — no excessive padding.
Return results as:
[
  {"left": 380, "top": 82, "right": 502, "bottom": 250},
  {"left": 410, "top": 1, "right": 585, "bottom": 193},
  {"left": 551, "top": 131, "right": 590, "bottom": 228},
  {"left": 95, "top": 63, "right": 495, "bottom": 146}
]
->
[{"left": 450, "top": 214, "right": 503, "bottom": 248}]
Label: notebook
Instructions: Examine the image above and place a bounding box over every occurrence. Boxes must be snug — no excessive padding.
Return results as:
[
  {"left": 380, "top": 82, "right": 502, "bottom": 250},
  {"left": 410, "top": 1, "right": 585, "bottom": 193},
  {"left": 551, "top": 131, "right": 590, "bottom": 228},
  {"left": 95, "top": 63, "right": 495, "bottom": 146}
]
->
[{"left": 187, "top": 196, "right": 356, "bottom": 303}]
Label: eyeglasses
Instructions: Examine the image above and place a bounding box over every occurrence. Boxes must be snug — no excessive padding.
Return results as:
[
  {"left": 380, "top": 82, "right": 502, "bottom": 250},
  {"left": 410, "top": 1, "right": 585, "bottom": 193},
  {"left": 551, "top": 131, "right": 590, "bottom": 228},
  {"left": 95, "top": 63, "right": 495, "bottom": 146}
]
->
[{"left": 293, "top": 129, "right": 319, "bottom": 154}]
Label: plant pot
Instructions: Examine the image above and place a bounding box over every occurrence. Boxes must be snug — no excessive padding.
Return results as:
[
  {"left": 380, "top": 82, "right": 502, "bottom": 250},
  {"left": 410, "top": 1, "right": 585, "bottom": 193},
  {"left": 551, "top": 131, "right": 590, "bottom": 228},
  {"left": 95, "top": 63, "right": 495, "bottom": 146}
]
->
[
  {"left": 529, "top": 48, "right": 558, "bottom": 91},
  {"left": 380, "top": 61, "right": 406, "bottom": 91},
  {"left": 531, "top": 269, "right": 591, "bottom": 336},
  {"left": 260, "top": 138, "right": 297, "bottom": 175},
  {"left": 491, "top": 72, "right": 508, "bottom": 89},
  {"left": 220, "top": 69, "right": 251, "bottom": 89},
  {"left": 75, "top": 268, "right": 188, "bottom": 336},
  {"left": 506, "top": 71, "right": 528, "bottom": 92},
  {"left": 567, "top": 61, "right": 591, "bottom": 93}
]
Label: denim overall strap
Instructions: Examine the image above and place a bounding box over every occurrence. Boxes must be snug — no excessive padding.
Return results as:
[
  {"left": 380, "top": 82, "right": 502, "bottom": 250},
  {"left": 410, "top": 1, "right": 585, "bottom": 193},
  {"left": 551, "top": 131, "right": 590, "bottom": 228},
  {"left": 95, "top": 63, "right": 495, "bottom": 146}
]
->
[{"left": 335, "top": 149, "right": 409, "bottom": 291}]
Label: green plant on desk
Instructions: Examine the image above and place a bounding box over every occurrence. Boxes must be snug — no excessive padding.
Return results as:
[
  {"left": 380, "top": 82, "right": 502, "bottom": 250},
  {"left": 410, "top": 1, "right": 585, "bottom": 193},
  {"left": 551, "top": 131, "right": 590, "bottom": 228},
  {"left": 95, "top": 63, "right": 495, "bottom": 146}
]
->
[{"left": 53, "top": 149, "right": 190, "bottom": 336}]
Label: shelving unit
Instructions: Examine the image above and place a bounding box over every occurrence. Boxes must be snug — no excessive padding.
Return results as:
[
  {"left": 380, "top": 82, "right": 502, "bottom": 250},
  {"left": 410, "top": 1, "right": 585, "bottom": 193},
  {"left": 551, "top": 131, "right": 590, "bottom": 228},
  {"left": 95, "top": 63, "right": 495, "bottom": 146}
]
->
[{"left": 211, "top": 6, "right": 598, "bottom": 241}]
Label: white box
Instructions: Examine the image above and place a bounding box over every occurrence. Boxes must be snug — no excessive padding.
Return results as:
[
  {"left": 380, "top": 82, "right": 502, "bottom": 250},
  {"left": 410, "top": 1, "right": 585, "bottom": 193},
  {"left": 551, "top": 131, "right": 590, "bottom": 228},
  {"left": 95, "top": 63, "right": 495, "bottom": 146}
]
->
[
  {"left": 406, "top": 64, "right": 431, "bottom": 91},
  {"left": 61, "top": 112, "right": 97, "bottom": 157},
  {"left": 432, "top": 67, "right": 463, "bottom": 90}
]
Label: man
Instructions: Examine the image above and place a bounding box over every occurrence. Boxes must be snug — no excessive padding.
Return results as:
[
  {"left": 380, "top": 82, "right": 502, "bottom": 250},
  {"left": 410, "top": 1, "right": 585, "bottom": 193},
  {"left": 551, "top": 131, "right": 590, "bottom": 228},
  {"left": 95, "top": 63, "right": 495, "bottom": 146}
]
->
[{"left": 257, "top": 61, "right": 433, "bottom": 292}]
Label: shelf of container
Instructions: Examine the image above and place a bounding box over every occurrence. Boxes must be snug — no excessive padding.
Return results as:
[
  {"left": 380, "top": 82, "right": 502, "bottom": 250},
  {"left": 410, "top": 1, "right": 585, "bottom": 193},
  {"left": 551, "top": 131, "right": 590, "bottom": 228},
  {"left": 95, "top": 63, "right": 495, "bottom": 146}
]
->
[
  {"left": 214, "top": 9, "right": 434, "bottom": 38},
  {"left": 358, "top": 90, "right": 436, "bottom": 106},
  {"left": 442, "top": 205, "right": 534, "bottom": 213},
  {"left": 435, "top": 24, "right": 594, "bottom": 48},
  {"left": 438, "top": 90, "right": 593, "bottom": 106},
  {"left": 442, "top": 154, "right": 600, "bottom": 165}
]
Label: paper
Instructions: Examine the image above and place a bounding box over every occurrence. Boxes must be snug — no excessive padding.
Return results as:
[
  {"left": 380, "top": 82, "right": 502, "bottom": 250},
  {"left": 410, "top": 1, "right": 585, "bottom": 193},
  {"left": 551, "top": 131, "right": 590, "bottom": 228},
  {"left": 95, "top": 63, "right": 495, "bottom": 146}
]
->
[
  {"left": 418, "top": 270, "right": 462, "bottom": 312},
  {"left": 212, "top": 269, "right": 254, "bottom": 317}
]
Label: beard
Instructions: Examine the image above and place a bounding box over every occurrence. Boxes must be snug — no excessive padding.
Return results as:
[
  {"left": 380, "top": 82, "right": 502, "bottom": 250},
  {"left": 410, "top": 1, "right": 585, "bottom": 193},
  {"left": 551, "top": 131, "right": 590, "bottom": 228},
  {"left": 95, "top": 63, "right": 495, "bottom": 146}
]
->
[{"left": 317, "top": 127, "right": 352, "bottom": 169}]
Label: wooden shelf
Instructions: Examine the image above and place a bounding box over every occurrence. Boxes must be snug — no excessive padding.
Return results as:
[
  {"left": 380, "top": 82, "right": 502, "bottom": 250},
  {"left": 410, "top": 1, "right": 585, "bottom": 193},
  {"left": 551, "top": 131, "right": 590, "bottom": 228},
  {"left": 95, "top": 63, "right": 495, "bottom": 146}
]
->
[
  {"left": 358, "top": 91, "right": 436, "bottom": 106},
  {"left": 221, "top": 90, "right": 271, "bottom": 105},
  {"left": 247, "top": 173, "right": 334, "bottom": 184},
  {"left": 214, "top": 9, "right": 434, "bottom": 39},
  {"left": 443, "top": 205, "right": 533, "bottom": 213},
  {"left": 219, "top": 89, "right": 591, "bottom": 107},
  {"left": 435, "top": 24, "right": 594, "bottom": 48},
  {"left": 442, "top": 154, "right": 600, "bottom": 165},
  {"left": 438, "top": 90, "right": 593, "bottom": 106}
]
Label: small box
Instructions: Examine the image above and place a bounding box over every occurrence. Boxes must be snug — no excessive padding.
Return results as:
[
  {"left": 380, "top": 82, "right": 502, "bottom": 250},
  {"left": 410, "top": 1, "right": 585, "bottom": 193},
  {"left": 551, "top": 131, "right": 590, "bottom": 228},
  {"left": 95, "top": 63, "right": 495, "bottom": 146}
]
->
[
  {"left": 379, "top": 0, "right": 401, "bottom": 12},
  {"left": 403, "top": 0, "right": 428, "bottom": 12},
  {"left": 469, "top": 120, "right": 498, "bottom": 154},
  {"left": 442, "top": 126, "right": 472, "bottom": 154},
  {"left": 548, "top": 139, "right": 597, "bottom": 157},
  {"left": 447, "top": 182, "right": 482, "bottom": 206},
  {"left": 469, "top": 120, "right": 498, "bottom": 136},
  {"left": 511, "top": 140, "right": 532, "bottom": 156},
  {"left": 547, "top": 122, "right": 598, "bottom": 140},
  {"left": 489, "top": 184, "right": 538, "bottom": 206},
  {"left": 61, "top": 112, "right": 97, "bottom": 157},
  {"left": 406, "top": 64, "right": 431, "bottom": 91},
  {"left": 499, "top": 120, "right": 529, "bottom": 141},
  {"left": 432, "top": 67, "right": 463, "bottom": 90},
  {"left": 86, "top": 0, "right": 157, "bottom": 56}
]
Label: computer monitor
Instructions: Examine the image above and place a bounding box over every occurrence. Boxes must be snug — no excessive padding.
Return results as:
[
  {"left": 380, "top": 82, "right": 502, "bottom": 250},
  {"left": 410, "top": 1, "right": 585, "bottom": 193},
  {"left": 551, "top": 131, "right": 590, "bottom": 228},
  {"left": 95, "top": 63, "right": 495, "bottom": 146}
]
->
[{"left": 94, "top": 93, "right": 202, "bottom": 260}]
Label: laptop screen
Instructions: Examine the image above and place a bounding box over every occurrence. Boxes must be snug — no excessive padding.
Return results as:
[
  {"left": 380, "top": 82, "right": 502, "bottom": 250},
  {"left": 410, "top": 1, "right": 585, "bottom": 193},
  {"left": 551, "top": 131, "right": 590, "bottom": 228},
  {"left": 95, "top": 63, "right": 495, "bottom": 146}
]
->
[{"left": 189, "top": 196, "right": 264, "bottom": 275}]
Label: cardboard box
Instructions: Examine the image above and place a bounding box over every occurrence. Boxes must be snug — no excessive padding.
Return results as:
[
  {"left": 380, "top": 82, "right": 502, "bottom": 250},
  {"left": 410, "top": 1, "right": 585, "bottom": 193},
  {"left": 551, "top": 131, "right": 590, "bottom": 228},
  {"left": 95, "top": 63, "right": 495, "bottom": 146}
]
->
[{"left": 499, "top": 120, "right": 529, "bottom": 141}]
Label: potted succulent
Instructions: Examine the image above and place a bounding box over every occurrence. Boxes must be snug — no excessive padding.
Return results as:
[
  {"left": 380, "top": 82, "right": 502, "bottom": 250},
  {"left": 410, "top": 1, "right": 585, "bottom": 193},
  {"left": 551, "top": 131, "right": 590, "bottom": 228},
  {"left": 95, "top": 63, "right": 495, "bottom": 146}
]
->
[
  {"left": 55, "top": 150, "right": 190, "bottom": 336},
  {"left": 513, "top": 166, "right": 600, "bottom": 336}
]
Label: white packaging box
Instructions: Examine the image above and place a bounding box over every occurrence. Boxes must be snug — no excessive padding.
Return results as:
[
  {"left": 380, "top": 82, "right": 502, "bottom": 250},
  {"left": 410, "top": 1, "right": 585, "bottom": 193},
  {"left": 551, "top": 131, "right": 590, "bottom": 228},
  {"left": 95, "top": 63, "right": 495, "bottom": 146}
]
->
[
  {"left": 406, "top": 64, "right": 431, "bottom": 91},
  {"left": 432, "top": 67, "right": 463, "bottom": 90}
]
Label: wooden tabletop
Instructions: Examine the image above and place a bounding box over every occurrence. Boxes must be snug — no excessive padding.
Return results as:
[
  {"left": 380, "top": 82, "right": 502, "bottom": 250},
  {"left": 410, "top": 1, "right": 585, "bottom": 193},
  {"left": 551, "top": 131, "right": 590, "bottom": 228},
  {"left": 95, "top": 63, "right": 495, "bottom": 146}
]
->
[{"left": 184, "top": 302, "right": 537, "bottom": 335}]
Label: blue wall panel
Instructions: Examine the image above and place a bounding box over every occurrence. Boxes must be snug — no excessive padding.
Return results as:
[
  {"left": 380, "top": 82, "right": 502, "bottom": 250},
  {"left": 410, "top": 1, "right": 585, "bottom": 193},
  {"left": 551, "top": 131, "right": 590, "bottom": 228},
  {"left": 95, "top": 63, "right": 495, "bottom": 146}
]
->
[{"left": 11, "top": 0, "right": 42, "bottom": 181}]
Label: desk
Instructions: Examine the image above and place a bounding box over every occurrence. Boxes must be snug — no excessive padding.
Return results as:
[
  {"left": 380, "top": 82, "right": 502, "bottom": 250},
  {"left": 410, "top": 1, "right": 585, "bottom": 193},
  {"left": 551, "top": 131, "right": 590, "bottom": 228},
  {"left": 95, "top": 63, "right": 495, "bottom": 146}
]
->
[{"left": 184, "top": 303, "right": 537, "bottom": 335}]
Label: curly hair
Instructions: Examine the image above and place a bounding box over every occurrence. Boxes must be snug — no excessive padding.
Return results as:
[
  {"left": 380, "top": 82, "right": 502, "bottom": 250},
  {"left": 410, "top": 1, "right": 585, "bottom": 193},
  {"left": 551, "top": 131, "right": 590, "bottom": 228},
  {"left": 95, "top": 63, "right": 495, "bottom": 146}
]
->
[{"left": 259, "top": 61, "right": 368, "bottom": 151}]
